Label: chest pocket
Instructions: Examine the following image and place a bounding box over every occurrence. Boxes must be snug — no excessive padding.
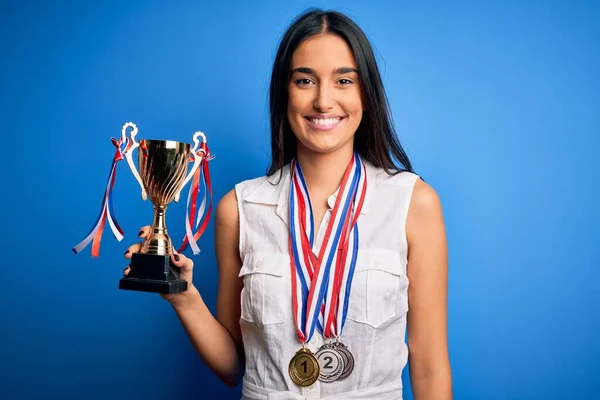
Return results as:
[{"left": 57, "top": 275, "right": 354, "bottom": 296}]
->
[
  {"left": 238, "top": 252, "right": 290, "bottom": 326},
  {"left": 346, "top": 248, "right": 408, "bottom": 329}
]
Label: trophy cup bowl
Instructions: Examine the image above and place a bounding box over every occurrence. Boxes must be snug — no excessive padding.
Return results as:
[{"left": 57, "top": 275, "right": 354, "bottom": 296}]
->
[{"left": 119, "top": 138, "right": 199, "bottom": 294}]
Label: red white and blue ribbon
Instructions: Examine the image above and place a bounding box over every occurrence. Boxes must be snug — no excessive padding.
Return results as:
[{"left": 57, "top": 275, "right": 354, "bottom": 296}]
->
[
  {"left": 177, "top": 141, "right": 214, "bottom": 255},
  {"left": 72, "top": 137, "right": 132, "bottom": 257},
  {"left": 289, "top": 152, "right": 367, "bottom": 344},
  {"left": 326, "top": 159, "right": 366, "bottom": 338}
]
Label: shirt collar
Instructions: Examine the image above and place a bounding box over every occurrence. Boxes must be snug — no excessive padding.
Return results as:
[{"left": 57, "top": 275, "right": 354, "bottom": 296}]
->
[{"left": 242, "top": 159, "right": 378, "bottom": 227}]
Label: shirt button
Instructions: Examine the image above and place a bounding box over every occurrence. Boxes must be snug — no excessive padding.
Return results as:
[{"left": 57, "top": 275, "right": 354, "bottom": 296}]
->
[{"left": 327, "top": 195, "right": 336, "bottom": 209}]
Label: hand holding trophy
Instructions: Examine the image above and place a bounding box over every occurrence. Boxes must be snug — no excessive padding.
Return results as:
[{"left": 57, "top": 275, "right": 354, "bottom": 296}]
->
[{"left": 72, "top": 122, "right": 214, "bottom": 294}]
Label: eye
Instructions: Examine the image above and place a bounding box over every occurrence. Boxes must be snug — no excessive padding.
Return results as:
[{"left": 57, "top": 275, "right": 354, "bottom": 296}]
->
[
  {"left": 295, "top": 78, "right": 314, "bottom": 86},
  {"left": 337, "top": 78, "right": 354, "bottom": 86}
]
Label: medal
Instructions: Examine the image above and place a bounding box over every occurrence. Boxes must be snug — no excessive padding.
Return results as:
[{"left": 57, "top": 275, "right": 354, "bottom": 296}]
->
[
  {"left": 316, "top": 343, "right": 345, "bottom": 382},
  {"left": 334, "top": 341, "right": 355, "bottom": 380},
  {"left": 288, "top": 153, "right": 367, "bottom": 385},
  {"left": 289, "top": 347, "right": 320, "bottom": 387}
]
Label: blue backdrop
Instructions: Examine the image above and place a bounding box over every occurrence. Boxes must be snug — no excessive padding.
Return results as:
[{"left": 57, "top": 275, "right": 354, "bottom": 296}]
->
[{"left": 1, "top": 1, "right": 598, "bottom": 399}]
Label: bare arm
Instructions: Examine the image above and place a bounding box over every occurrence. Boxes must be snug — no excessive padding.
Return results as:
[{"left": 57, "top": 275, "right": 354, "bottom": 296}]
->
[
  {"left": 125, "top": 189, "right": 244, "bottom": 387},
  {"left": 171, "top": 189, "right": 244, "bottom": 387},
  {"left": 406, "top": 179, "right": 453, "bottom": 399}
]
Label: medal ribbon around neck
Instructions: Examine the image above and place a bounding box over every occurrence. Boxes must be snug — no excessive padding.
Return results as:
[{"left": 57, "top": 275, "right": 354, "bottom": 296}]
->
[
  {"left": 326, "top": 158, "right": 367, "bottom": 338},
  {"left": 288, "top": 152, "right": 367, "bottom": 344}
]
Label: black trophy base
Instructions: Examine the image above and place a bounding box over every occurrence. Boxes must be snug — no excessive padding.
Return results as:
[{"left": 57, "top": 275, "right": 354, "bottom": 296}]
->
[
  {"left": 119, "top": 277, "right": 188, "bottom": 294},
  {"left": 119, "top": 252, "right": 188, "bottom": 294}
]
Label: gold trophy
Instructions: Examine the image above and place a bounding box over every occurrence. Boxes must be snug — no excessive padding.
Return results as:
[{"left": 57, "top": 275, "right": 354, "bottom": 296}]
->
[
  {"left": 120, "top": 122, "right": 210, "bottom": 294},
  {"left": 72, "top": 122, "right": 212, "bottom": 294}
]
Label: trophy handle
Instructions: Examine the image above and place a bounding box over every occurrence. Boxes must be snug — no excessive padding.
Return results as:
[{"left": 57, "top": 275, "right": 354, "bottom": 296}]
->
[
  {"left": 122, "top": 122, "right": 148, "bottom": 201},
  {"left": 174, "top": 131, "right": 206, "bottom": 203}
]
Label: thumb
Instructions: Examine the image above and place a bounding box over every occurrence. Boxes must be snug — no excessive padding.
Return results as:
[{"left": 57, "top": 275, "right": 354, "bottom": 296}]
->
[{"left": 170, "top": 251, "right": 194, "bottom": 282}]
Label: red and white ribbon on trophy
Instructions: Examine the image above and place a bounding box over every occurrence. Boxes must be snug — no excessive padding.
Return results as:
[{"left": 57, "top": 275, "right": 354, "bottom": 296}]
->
[
  {"left": 177, "top": 131, "right": 215, "bottom": 255},
  {"left": 71, "top": 123, "right": 140, "bottom": 257}
]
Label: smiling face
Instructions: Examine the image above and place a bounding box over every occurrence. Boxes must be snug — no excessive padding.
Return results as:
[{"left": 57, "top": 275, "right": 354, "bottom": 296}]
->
[{"left": 287, "top": 33, "right": 363, "bottom": 157}]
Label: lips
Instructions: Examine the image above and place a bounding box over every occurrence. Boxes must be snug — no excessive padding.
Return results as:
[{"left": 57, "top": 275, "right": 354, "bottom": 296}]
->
[{"left": 304, "top": 114, "right": 345, "bottom": 132}]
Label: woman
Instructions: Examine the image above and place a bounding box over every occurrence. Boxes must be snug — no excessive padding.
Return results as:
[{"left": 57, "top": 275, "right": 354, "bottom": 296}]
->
[{"left": 125, "top": 8, "right": 452, "bottom": 400}]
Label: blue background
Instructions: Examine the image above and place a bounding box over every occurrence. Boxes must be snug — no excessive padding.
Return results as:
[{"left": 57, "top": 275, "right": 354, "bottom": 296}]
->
[{"left": 1, "top": 1, "right": 598, "bottom": 399}]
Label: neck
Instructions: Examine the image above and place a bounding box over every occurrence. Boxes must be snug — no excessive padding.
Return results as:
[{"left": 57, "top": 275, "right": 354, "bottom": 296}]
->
[{"left": 296, "top": 143, "right": 355, "bottom": 197}]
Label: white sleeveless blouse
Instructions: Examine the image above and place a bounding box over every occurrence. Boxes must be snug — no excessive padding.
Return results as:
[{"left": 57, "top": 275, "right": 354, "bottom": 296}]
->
[{"left": 234, "top": 160, "right": 420, "bottom": 400}]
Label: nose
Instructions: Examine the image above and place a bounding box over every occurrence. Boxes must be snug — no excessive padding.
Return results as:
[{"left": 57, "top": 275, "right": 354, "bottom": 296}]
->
[{"left": 313, "top": 84, "right": 334, "bottom": 111}]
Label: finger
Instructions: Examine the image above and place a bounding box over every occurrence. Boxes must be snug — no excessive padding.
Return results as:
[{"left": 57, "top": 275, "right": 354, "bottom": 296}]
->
[
  {"left": 123, "top": 266, "right": 131, "bottom": 276},
  {"left": 138, "top": 226, "right": 152, "bottom": 238},
  {"left": 170, "top": 252, "right": 193, "bottom": 271},
  {"left": 124, "top": 243, "right": 142, "bottom": 259}
]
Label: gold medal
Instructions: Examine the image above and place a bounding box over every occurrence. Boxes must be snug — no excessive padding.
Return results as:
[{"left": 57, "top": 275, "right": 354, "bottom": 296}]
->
[{"left": 289, "top": 347, "right": 320, "bottom": 387}]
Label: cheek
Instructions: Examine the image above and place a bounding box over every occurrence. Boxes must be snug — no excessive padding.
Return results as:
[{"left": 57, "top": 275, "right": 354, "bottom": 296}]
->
[
  {"left": 345, "top": 96, "right": 364, "bottom": 134},
  {"left": 346, "top": 95, "right": 363, "bottom": 120},
  {"left": 287, "top": 106, "right": 303, "bottom": 132},
  {"left": 287, "top": 92, "right": 305, "bottom": 119},
  {"left": 286, "top": 107, "right": 304, "bottom": 139},
  {"left": 288, "top": 85, "right": 308, "bottom": 105},
  {"left": 349, "top": 90, "right": 364, "bottom": 113}
]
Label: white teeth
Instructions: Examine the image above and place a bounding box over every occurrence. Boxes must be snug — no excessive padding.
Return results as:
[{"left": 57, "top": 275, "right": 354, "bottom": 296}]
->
[{"left": 310, "top": 117, "right": 341, "bottom": 126}]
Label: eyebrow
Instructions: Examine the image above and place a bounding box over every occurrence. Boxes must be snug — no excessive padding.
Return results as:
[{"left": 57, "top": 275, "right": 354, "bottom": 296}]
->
[{"left": 291, "top": 67, "right": 358, "bottom": 75}]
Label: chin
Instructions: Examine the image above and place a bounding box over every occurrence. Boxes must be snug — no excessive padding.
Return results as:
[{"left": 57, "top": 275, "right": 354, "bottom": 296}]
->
[{"left": 298, "top": 136, "right": 354, "bottom": 156}]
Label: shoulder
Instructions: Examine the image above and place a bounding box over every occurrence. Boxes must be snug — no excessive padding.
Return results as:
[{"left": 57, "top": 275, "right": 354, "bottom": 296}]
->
[
  {"left": 367, "top": 162, "right": 440, "bottom": 213},
  {"left": 215, "top": 169, "right": 282, "bottom": 227},
  {"left": 410, "top": 179, "right": 443, "bottom": 217},
  {"left": 215, "top": 175, "right": 264, "bottom": 229},
  {"left": 231, "top": 175, "right": 267, "bottom": 201},
  {"left": 368, "top": 167, "right": 421, "bottom": 206},
  {"left": 406, "top": 178, "right": 445, "bottom": 241},
  {"left": 373, "top": 168, "right": 420, "bottom": 190},
  {"left": 216, "top": 189, "right": 239, "bottom": 232},
  {"left": 232, "top": 166, "right": 289, "bottom": 202},
  {"left": 216, "top": 175, "right": 265, "bottom": 225},
  {"left": 368, "top": 162, "right": 420, "bottom": 191}
]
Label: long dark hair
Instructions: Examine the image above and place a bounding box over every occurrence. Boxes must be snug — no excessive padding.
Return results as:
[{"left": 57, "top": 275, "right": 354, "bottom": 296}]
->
[{"left": 267, "top": 8, "right": 415, "bottom": 176}]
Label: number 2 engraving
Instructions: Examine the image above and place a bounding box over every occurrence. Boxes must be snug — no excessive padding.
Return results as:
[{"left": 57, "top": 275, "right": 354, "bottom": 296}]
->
[{"left": 324, "top": 356, "right": 333, "bottom": 369}]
